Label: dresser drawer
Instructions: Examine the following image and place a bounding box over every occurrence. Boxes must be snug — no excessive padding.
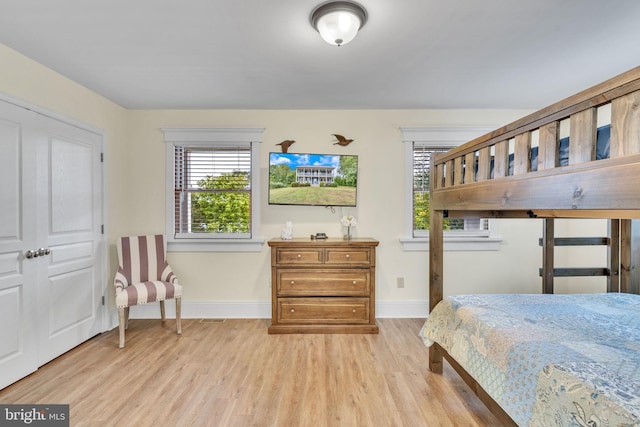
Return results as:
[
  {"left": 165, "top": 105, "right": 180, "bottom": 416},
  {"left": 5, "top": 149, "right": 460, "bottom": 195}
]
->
[
  {"left": 277, "top": 269, "right": 370, "bottom": 296},
  {"left": 275, "top": 248, "right": 323, "bottom": 265},
  {"left": 325, "top": 248, "right": 372, "bottom": 266},
  {"left": 277, "top": 297, "right": 370, "bottom": 324}
]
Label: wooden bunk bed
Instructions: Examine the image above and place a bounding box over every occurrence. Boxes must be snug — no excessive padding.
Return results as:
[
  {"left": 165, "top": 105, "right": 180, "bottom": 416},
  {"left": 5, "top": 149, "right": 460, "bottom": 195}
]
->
[{"left": 421, "top": 66, "right": 640, "bottom": 426}]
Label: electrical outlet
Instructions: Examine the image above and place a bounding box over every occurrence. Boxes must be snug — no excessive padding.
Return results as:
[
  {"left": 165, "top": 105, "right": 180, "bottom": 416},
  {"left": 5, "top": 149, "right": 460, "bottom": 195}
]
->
[{"left": 397, "top": 277, "right": 405, "bottom": 288}]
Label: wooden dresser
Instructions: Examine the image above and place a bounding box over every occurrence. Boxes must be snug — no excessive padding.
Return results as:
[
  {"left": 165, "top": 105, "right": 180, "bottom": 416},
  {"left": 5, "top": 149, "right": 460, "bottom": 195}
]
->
[{"left": 267, "top": 237, "right": 379, "bottom": 334}]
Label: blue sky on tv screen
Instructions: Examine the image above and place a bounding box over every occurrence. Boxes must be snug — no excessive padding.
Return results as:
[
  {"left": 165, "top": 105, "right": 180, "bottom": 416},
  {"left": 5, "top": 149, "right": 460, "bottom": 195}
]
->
[{"left": 270, "top": 153, "right": 343, "bottom": 170}]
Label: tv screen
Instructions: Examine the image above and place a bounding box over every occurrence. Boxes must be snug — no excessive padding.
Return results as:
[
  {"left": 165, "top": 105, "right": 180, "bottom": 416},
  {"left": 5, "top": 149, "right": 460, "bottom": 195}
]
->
[{"left": 269, "top": 152, "right": 358, "bottom": 206}]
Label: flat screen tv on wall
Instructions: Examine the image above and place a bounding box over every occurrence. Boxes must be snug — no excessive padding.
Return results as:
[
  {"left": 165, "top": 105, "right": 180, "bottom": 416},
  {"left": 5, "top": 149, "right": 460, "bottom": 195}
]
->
[{"left": 268, "top": 152, "right": 358, "bottom": 207}]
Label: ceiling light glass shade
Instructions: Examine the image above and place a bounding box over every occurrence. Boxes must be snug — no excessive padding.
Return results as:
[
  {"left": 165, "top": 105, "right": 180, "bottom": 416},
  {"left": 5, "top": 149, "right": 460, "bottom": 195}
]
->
[{"left": 311, "top": 1, "right": 368, "bottom": 46}]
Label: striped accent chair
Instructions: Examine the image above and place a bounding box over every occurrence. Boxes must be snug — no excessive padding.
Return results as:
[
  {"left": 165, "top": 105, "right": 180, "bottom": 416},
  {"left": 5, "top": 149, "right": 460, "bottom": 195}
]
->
[{"left": 114, "top": 235, "right": 182, "bottom": 348}]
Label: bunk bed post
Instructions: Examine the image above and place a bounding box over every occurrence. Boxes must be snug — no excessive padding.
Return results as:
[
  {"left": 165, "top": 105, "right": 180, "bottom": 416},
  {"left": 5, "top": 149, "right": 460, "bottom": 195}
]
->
[
  {"left": 429, "top": 208, "right": 444, "bottom": 374},
  {"left": 620, "top": 219, "right": 632, "bottom": 293},
  {"left": 608, "top": 219, "right": 621, "bottom": 292},
  {"left": 541, "top": 218, "right": 555, "bottom": 294}
]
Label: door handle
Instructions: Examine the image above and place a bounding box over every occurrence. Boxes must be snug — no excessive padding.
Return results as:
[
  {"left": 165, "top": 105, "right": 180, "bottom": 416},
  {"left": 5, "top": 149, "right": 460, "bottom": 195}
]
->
[{"left": 25, "top": 248, "right": 51, "bottom": 259}]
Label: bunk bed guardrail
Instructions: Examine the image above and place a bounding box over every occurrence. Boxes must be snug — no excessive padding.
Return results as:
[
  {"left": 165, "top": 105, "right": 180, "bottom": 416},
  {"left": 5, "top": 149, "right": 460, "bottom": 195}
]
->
[{"left": 429, "top": 66, "right": 640, "bottom": 218}]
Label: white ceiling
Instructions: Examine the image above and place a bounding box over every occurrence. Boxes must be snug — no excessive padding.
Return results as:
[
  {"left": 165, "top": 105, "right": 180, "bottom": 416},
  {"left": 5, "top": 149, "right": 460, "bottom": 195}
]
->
[{"left": 1, "top": 0, "right": 639, "bottom": 110}]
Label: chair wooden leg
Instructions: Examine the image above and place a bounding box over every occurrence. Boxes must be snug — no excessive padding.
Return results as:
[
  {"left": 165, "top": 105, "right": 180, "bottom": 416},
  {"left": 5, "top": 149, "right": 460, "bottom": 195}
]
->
[
  {"left": 160, "top": 300, "right": 166, "bottom": 321},
  {"left": 124, "top": 306, "right": 130, "bottom": 330},
  {"left": 176, "top": 297, "right": 182, "bottom": 335},
  {"left": 118, "top": 307, "right": 126, "bottom": 349}
]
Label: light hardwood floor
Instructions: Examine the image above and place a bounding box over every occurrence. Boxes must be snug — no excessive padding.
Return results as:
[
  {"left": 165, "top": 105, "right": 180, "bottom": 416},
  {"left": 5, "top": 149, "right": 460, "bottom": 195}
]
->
[{"left": 0, "top": 318, "right": 500, "bottom": 426}]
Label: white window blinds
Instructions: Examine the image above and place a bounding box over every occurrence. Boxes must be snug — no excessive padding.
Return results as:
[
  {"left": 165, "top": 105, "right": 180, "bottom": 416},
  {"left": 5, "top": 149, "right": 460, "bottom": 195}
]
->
[{"left": 174, "top": 145, "right": 252, "bottom": 238}]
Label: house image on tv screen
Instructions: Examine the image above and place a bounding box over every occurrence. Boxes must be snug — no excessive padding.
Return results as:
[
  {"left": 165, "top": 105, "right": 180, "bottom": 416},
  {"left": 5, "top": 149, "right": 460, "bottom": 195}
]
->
[
  {"left": 296, "top": 165, "right": 335, "bottom": 186},
  {"left": 268, "top": 152, "right": 358, "bottom": 207}
]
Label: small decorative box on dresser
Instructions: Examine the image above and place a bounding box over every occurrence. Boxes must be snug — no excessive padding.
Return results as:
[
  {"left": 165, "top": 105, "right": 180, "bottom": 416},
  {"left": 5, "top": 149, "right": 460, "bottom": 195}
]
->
[{"left": 267, "top": 237, "right": 379, "bottom": 334}]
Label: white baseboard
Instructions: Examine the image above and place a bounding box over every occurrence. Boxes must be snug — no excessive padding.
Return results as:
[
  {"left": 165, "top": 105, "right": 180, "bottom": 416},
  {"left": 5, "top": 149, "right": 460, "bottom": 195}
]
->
[
  {"left": 375, "top": 300, "right": 429, "bottom": 318},
  {"left": 107, "top": 300, "right": 428, "bottom": 330}
]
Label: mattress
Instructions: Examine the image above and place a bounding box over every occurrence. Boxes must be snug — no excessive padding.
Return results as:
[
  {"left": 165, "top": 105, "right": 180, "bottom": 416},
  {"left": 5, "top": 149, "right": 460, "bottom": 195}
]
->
[{"left": 420, "top": 293, "right": 640, "bottom": 426}]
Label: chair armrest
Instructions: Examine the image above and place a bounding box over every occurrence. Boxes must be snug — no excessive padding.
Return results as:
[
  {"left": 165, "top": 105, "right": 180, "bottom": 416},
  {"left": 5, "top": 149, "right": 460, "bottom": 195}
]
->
[
  {"left": 114, "top": 268, "right": 129, "bottom": 292},
  {"left": 160, "top": 261, "right": 178, "bottom": 284}
]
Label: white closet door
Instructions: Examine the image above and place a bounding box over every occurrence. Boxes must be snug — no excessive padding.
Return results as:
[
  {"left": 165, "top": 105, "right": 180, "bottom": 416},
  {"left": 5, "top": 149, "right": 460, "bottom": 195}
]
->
[
  {"left": 0, "top": 106, "right": 39, "bottom": 388},
  {"left": 0, "top": 100, "right": 104, "bottom": 388},
  {"left": 34, "top": 112, "right": 104, "bottom": 364}
]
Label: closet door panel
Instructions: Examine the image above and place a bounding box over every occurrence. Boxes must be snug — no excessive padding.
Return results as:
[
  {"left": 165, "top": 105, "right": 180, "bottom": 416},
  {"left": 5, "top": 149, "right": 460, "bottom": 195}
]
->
[
  {"left": 48, "top": 268, "right": 95, "bottom": 334},
  {"left": 0, "top": 119, "right": 21, "bottom": 238},
  {"left": 50, "top": 136, "right": 94, "bottom": 233}
]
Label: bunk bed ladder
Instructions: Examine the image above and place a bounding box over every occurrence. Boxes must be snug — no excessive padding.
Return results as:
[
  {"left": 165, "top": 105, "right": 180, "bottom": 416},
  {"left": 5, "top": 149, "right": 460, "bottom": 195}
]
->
[{"left": 540, "top": 219, "right": 635, "bottom": 294}]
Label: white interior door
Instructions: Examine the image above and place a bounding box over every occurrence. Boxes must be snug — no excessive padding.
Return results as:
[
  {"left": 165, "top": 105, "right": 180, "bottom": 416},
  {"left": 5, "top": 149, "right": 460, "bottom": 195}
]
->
[
  {"left": 0, "top": 106, "right": 39, "bottom": 388},
  {"left": 35, "top": 113, "right": 104, "bottom": 364},
  {"left": 0, "top": 99, "right": 104, "bottom": 388}
]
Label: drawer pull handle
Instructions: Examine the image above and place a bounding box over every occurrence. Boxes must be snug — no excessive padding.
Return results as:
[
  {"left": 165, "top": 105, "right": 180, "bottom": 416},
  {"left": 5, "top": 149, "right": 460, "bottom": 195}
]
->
[
  {"left": 291, "top": 309, "right": 295, "bottom": 313},
  {"left": 290, "top": 280, "right": 295, "bottom": 285},
  {"left": 297, "top": 254, "right": 302, "bottom": 259},
  {"left": 352, "top": 280, "right": 357, "bottom": 284},
  {"left": 352, "top": 309, "right": 356, "bottom": 313},
  {"left": 345, "top": 254, "right": 350, "bottom": 258}
]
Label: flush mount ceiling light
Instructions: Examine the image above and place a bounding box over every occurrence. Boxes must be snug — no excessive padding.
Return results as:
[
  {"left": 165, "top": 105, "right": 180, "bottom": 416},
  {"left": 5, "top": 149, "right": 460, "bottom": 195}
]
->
[{"left": 310, "top": 1, "right": 368, "bottom": 46}]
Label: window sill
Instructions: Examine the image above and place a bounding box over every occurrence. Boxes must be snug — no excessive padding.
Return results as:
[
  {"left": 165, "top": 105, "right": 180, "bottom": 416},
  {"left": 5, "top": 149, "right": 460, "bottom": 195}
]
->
[
  {"left": 399, "top": 236, "right": 502, "bottom": 252},
  {"left": 168, "top": 238, "right": 265, "bottom": 252}
]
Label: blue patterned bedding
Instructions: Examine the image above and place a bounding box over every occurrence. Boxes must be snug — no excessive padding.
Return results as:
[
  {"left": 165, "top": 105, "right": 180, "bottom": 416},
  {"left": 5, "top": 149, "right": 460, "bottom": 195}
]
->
[{"left": 419, "top": 293, "right": 640, "bottom": 426}]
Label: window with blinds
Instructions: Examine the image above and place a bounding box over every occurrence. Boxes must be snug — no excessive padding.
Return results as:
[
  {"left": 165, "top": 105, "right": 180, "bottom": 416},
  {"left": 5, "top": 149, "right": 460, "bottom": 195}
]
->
[
  {"left": 174, "top": 145, "right": 252, "bottom": 238},
  {"left": 413, "top": 144, "right": 488, "bottom": 236}
]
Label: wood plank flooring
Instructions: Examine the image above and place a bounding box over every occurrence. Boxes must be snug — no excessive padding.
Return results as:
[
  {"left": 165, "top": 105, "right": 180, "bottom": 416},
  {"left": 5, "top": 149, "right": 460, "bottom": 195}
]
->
[{"left": 0, "top": 318, "right": 501, "bottom": 426}]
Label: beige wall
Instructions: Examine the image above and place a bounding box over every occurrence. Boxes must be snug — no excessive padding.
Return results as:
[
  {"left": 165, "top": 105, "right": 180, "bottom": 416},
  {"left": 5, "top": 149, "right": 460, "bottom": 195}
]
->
[
  {"left": 1, "top": 43, "right": 609, "bottom": 319},
  {"left": 127, "top": 109, "right": 546, "bottom": 306}
]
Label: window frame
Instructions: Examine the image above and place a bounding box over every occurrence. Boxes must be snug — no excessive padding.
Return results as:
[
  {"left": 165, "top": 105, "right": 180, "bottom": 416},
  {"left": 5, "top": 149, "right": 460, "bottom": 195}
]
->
[
  {"left": 400, "top": 126, "right": 502, "bottom": 252},
  {"left": 162, "top": 128, "right": 265, "bottom": 252}
]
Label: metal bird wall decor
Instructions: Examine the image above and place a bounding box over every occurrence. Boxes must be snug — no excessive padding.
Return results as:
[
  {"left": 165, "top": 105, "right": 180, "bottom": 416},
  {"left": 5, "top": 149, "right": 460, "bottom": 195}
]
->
[
  {"left": 276, "top": 140, "right": 296, "bottom": 153},
  {"left": 332, "top": 134, "right": 354, "bottom": 146}
]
